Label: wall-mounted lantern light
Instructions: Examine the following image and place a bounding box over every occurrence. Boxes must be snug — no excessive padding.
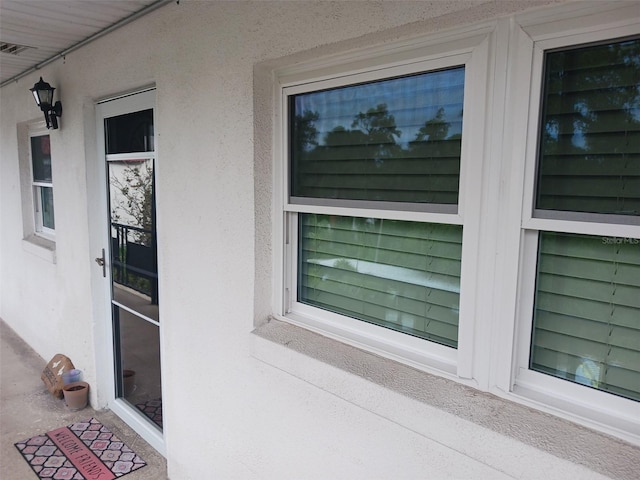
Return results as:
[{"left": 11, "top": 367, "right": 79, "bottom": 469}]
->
[{"left": 30, "top": 77, "right": 62, "bottom": 129}]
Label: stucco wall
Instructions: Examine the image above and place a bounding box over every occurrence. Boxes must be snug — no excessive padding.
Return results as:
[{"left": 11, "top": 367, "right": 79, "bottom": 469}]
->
[{"left": 6, "top": 1, "right": 637, "bottom": 479}]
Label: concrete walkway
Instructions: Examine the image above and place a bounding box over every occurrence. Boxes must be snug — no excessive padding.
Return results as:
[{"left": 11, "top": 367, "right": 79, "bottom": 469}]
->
[
  {"left": 3, "top": 315, "right": 639, "bottom": 480},
  {"left": 0, "top": 320, "right": 167, "bottom": 480}
]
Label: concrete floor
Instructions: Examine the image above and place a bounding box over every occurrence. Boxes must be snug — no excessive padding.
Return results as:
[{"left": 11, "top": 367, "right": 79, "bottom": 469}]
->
[{"left": 0, "top": 320, "right": 168, "bottom": 480}]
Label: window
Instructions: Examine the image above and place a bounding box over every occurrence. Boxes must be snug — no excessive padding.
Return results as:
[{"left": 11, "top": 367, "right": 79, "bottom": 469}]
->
[
  {"left": 30, "top": 130, "right": 55, "bottom": 237},
  {"left": 290, "top": 67, "right": 465, "bottom": 348},
  {"left": 510, "top": 23, "right": 640, "bottom": 441},
  {"left": 527, "top": 37, "right": 640, "bottom": 403},
  {"left": 277, "top": 35, "right": 490, "bottom": 372}
]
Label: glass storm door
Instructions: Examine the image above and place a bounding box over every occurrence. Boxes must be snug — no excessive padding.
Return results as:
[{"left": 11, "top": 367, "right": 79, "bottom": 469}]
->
[{"left": 102, "top": 92, "right": 163, "bottom": 431}]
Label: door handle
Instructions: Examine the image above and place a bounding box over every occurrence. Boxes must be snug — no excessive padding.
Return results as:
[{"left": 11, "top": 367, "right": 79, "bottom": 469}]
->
[{"left": 95, "top": 248, "right": 106, "bottom": 278}]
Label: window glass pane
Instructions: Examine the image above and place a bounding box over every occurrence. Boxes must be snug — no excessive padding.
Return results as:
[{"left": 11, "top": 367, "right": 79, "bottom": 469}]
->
[
  {"left": 105, "top": 109, "right": 154, "bottom": 154},
  {"left": 290, "top": 67, "right": 464, "bottom": 205},
  {"left": 531, "top": 232, "right": 640, "bottom": 402},
  {"left": 536, "top": 38, "right": 640, "bottom": 217},
  {"left": 40, "top": 186, "right": 55, "bottom": 230},
  {"left": 31, "top": 134, "right": 51, "bottom": 182},
  {"left": 108, "top": 158, "right": 158, "bottom": 305},
  {"left": 299, "top": 214, "right": 462, "bottom": 347}
]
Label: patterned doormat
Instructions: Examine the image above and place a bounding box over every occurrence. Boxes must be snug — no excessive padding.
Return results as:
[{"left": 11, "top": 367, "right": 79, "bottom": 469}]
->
[{"left": 14, "top": 418, "right": 146, "bottom": 479}]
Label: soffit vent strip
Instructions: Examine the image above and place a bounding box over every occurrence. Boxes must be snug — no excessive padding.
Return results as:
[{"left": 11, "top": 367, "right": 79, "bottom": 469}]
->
[{"left": 0, "top": 42, "right": 35, "bottom": 55}]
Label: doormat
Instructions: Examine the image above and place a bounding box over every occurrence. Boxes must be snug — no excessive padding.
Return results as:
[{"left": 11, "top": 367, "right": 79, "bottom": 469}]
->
[
  {"left": 135, "top": 398, "right": 163, "bottom": 429},
  {"left": 14, "top": 418, "right": 146, "bottom": 480}
]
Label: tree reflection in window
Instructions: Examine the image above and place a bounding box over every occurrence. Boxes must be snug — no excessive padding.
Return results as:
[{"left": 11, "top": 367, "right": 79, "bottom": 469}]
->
[
  {"left": 290, "top": 67, "right": 465, "bottom": 206},
  {"left": 536, "top": 37, "right": 640, "bottom": 217}
]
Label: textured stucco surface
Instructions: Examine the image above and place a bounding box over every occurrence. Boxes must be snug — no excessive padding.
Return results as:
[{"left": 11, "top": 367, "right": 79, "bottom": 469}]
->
[{"left": 254, "top": 319, "right": 640, "bottom": 480}]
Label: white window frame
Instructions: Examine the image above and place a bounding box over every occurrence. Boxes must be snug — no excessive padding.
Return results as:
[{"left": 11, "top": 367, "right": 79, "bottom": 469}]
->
[
  {"left": 273, "top": 27, "right": 494, "bottom": 379},
  {"left": 509, "top": 7, "right": 640, "bottom": 442},
  {"left": 29, "top": 122, "right": 55, "bottom": 240}
]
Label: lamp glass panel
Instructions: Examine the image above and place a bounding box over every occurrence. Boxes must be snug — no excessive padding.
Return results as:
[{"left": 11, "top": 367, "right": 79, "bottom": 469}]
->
[
  {"left": 36, "top": 87, "right": 54, "bottom": 107},
  {"left": 44, "top": 88, "right": 54, "bottom": 106}
]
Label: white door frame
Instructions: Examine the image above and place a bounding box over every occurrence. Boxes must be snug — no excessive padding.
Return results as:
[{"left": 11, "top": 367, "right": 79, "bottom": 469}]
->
[{"left": 89, "top": 87, "right": 165, "bottom": 455}]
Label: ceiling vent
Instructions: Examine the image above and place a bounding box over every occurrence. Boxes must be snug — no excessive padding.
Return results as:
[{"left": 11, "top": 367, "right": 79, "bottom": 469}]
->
[{"left": 0, "top": 42, "right": 34, "bottom": 55}]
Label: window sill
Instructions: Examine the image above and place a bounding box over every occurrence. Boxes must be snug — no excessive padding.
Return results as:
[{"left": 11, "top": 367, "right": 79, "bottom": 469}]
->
[
  {"left": 22, "top": 235, "right": 56, "bottom": 263},
  {"left": 252, "top": 318, "right": 639, "bottom": 479}
]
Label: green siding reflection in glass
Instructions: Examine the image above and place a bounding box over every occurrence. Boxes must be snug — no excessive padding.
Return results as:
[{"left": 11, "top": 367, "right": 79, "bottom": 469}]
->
[
  {"left": 299, "top": 214, "right": 462, "bottom": 347},
  {"left": 531, "top": 232, "right": 640, "bottom": 401},
  {"left": 536, "top": 38, "right": 640, "bottom": 216},
  {"left": 290, "top": 67, "right": 465, "bottom": 205}
]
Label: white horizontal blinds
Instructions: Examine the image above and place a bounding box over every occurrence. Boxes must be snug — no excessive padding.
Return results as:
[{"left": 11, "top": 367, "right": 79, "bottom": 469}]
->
[
  {"left": 531, "top": 232, "right": 640, "bottom": 401},
  {"left": 536, "top": 37, "right": 640, "bottom": 217},
  {"left": 290, "top": 67, "right": 464, "bottom": 206},
  {"left": 299, "top": 214, "right": 462, "bottom": 347}
]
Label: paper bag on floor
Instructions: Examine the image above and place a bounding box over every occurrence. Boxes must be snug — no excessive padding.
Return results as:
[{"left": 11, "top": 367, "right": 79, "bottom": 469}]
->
[{"left": 41, "top": 354, "right": 75, "bottom": 398}]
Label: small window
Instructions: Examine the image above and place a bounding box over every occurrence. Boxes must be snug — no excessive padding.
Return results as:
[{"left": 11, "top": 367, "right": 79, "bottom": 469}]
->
[
  {"left": 534, "top": 37, "right": 640, "bottom": 223},
  {"left": 30, "top": 133, "right": 55, "bottom": 235}
]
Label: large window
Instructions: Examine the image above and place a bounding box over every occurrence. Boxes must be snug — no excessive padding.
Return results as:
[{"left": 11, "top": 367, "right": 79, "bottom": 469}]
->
[
  {"left": 279, "top": 40, "right": 488, "bottom": 369},
  {"left": 30, "top": 131, "right": 55, "bottom": 236},
  {"left": 526, "top": 37, "right": 640, "bottom": 404}
]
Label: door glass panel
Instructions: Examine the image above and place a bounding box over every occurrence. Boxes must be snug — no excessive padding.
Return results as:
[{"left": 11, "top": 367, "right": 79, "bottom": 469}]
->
[
  {"left": 105, "top": 104, "right": 162, "bottom": 431},
  {"left": 105, "top": 109, "right": 154, "bottom": 154},
  {"left": 109, "top": 158, "right": 158, "bottom": 312},
  {"left": 113, "top": 305, "right": 163, "bottom": 428}
]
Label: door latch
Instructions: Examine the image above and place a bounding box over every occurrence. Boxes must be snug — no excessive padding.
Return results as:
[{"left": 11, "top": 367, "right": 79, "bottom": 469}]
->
[{"left": 95, "top": 248, "right": 106, "bottom": 278}]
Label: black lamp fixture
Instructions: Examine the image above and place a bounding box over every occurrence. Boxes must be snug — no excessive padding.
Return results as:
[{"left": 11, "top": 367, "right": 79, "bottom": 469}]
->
[{"left": 30, "top": 77, "right": 63, "bottom": 129}]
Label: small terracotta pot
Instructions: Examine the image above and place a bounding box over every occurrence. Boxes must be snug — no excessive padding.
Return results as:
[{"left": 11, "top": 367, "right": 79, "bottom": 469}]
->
[
  {"left": 62, "top": 381, "right": 89, "bottom": 410},
  {"left": 123, "top": 370, "right": 136, "bottom": 396}
]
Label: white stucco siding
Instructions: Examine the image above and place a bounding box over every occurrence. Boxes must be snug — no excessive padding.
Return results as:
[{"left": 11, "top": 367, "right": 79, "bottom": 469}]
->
[{"left": 3, "top": 1, "right": 636, "bottom": 479}]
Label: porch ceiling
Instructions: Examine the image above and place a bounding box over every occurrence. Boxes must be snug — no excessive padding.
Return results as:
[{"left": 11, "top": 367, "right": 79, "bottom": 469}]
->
[{"left": 0, "top": 0, "right": 173, "bottom": 88}]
